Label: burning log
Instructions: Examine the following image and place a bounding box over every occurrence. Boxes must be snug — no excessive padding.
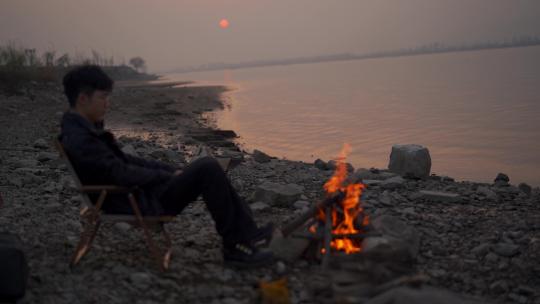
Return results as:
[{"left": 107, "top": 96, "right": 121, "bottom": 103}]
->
[
  {"left": 275, "top": 144, "right": 372, "bottom": 269},
  {"left": 280, "top": 191, "right": 345, "bottom": 237},
  {"left": 321, "top": 207, "right": 333, "bottom": 270}
]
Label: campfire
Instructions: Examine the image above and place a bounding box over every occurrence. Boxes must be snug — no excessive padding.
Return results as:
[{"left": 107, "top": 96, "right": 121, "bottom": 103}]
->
[
  {"left": 280, "top": 144, "right": 370, "bottom": 269},
  {"left": 311, "top": 144, "right": 369, "bottom": 255}
]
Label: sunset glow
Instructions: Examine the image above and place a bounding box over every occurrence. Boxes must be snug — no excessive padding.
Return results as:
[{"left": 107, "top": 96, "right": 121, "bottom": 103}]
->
[{"left": 219, "top": 19, "right": 229, "bottom": 29}]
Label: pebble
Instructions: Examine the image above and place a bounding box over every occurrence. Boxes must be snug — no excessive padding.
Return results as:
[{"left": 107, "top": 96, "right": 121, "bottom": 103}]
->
[
  {"left": 380, "top": 176, "right": 406, "bottom": 190},
  {"left": 471, "top": 243, "right": 491, "bottom": 256},
  {"left": 292, "top": 200, "right": 310, "bottom": 210},
  {"left": 489, "top": 280, "right": 509, "bottom": 294},
  {"left": 113, "top": 222, "right": 132, "bottom": 232},
  {"left": 37, "top": 152, "right": 57, "bottom": 162},
  {"left": 275, "top": 261, "right": 287, "bottom": 274},
  {"left": 129, "top": 272, "right": 153, "bottom": 289},
  {"left": 485, "top": 252, "right": 499, "bottom": 263},
  {"left": 33, "top": 138, "right": 49, "bottom": 149},
  {"left": 492, "top": 243, "right": 520, "bottom": 257},
  {"left": 250, "top": 201, "right": 270, "bottom": 212}
]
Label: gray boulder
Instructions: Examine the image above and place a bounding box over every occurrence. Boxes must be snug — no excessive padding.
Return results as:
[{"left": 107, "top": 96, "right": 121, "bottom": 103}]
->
[
  {"left": 314, "top": 159, "right": 328, "bottom": 170},
  {"left": 380, "top": 176, "right": 406, "bottom": 190},
  {"left": 518, "top": 183, "right": 532, "bottom": 196},
  {"left": 493, "top": 173, "right": 510, "bottom": 187},
  {"left": 121, "top": 144, "right": 139, "bottom": 157},
  {"left": 362, "top": 215, "right": 420, "bottom": 260},
  {"left": 253, "top": 149, "right": 272, "bottom": 163},
  {"left": 494, "top": 172, "right": 510, "bottom": 183},
  {"left": 269, "top": 230, "right": 310, "bottom": 262},
  {"left": 476, "top": 186, "right": 498, "bottom": 200},
  {"left": 388, "top": 144, "right": 431, "bottom": 179},
  {"left": 253, "top": 182, "right": 304, "bottom": 207}
]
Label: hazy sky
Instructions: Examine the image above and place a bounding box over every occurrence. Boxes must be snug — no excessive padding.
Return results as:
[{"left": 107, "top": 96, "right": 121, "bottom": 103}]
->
[{"left": 1, "top": 0, "right": 539, "bottom": 72}]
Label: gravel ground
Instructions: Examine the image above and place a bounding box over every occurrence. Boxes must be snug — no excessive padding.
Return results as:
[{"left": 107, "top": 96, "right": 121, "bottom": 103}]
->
[{"left": 1, "top": 81, "right": 539, "bottom": 303}]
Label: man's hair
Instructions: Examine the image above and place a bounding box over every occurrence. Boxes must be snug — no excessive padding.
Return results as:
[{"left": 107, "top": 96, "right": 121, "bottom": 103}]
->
[{"left": 63, "top": 65, "right": 114, "bottom": 107}]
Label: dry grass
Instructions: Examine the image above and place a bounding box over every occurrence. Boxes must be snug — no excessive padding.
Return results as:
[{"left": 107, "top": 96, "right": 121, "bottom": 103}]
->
[{"left": 0, "top": 43, "right": 151, "bottom": 95}]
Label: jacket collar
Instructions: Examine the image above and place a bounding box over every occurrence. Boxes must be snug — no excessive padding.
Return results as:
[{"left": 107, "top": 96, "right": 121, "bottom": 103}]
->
[{"left": 62, "top": 110, "right": 105, "bottom": 135}]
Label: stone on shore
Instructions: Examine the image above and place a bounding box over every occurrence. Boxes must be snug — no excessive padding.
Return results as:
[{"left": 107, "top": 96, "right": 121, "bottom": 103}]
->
[
  {"left": 380, "top": 176, "right": 406, "bottom": 190},
  {"left": 253, "top": 182, "right": 304, "bottom": 207},
  {"left": 33, "top": 138, "right": 49, "bottom": 149},
  {"left": 292, "top": 200, "right": 310, "bottom": 210},
  {"left": 37, "top": 152, "right": 57, "bottom": 162},
  {"left": 314, "top": 159, "right": 328, "bottom": 170},
  {"left": 250, "top": 201, "right": 270, "bottom": 212},
  {"left": 418, "top": 190, "right": 460, "bottom": 203},
  {"left": 269, "top": 230, "right": 310, "bottom": 262},
  {"left": 476, "top": 186, "right": 498, "bottom": 200},
  {"left": 518, "top": 183, "right": 532, "bottom": 196},
  {"left": 494, "top": 173, "right": 509, "bottom": 183},
  {"left": 492, "top": 243, "right": 520, "bottom": 257},
  {"left": 350, "top": 168, "right": 398, "bottom": 183},
  {"left": 493, "top": 173, "right": 510, "bottom": 187},
  {"left": 362, "top": 215, "right": 420, "bottom": 260},
  {"left": 362, "top": 179, "right": 384, "bottom": 186},
  {"left": 388, "top": 144, "right": 431, "bottom": 179},
  {"left": 365, "top": 286, "right": 483, "bottom": 304},
  {"left": 121, "top": 144, "right": 139, "bottom": 157},
  {"left": 114, "top": 222, "right": 132, "bottom": 233},
  {"left": 471, "top": 243, "right": 491, "bottom": 256},
  {"left": 253, "top": 149, "right": 272, "bottom": 163}
]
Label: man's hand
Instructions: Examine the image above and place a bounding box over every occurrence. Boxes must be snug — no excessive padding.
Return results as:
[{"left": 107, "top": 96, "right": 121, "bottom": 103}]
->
[{"left": 173, "top": 169, "right": 183, "bottom": 176}]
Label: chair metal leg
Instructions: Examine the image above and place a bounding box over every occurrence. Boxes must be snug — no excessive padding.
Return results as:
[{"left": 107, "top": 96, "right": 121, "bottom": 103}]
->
[
  {"left": 70, "top": 218, "right": 101, "bottom": 268},
  {"left": 128, "top": 194, "right": 170, "bottom": 272},
  {"left": 161, "top": 226, "right": 173, "bottom": 270}
]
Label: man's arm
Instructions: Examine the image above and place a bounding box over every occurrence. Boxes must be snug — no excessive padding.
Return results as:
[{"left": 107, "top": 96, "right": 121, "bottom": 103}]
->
[
  {"left": 66, "top": 136, "right": 173, "bottom": 188},
  {"left": 123, "top": 153, "right": 181, "bottom": 173}
]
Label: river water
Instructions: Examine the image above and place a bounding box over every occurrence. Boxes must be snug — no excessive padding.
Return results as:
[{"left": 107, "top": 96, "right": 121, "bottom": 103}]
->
[{"left": 164, "top": 46, "right": 540, "bottom": 185}]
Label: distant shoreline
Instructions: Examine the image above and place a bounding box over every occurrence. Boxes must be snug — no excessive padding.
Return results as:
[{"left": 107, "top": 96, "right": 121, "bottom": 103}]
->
[{"left": 169, "top": 40, "right": 540, "bottom": 74}]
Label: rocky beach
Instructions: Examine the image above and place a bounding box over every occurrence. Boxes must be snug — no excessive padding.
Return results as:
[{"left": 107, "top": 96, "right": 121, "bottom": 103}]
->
[{"left": 1, "top": 80, "right": 539, "bottom": 303}]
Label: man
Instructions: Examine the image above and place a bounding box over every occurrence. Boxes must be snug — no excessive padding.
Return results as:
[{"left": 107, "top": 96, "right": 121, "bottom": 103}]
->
[{"left": 59, "top": 65, "right": 273, "bottom": 267}]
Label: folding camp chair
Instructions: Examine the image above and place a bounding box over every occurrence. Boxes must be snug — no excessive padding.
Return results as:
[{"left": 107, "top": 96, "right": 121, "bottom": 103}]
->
[{"left": 54, "top": 139, "right": 174, "bottom": 271}]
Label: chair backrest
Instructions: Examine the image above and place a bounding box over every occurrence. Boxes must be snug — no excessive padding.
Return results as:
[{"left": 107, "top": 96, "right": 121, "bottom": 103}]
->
[{"left": 54, "top": 138, "right": 95, "bottom": 209}]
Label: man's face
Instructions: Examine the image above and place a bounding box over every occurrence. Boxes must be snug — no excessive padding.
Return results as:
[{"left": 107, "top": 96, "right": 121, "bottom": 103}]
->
[{"left": 78, "top": 90, "right": 111, "bottom": 123}]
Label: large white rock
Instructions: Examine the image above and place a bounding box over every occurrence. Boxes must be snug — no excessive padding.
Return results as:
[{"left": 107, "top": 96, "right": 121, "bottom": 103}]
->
[{"left": 388, "top": 144, "right": 431, "bottom": 179}]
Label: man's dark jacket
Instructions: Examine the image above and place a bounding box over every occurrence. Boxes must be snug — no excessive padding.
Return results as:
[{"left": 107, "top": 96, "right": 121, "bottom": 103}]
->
[{"left": 60, "top": 111, "right": 178, "bottom": 215}]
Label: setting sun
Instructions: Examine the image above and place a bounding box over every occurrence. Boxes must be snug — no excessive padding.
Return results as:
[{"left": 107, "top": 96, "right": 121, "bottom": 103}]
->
[{"left": 219, "top": 18, "right": 229, "bottom": 29}]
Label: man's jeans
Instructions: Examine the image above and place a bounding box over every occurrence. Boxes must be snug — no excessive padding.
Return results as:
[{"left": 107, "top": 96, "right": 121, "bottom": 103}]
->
[{"left": 158, "top": 157, "right": 258, "bottom": 245}]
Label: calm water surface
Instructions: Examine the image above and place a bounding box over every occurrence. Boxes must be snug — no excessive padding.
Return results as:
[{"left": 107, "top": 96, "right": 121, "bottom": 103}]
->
[{"left": 165, "top": 46, "right": 540, "bottom": 185}]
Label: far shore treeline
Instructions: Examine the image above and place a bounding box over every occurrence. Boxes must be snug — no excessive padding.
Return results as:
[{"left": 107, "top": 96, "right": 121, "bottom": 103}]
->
[{"left": 0, "top": 42, "right": 155, "bottom": 94}]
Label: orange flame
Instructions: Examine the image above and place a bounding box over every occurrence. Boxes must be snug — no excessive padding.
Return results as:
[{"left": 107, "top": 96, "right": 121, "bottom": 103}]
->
[{"left": 316, "top": 144, "right": 368, "bottom": 254}]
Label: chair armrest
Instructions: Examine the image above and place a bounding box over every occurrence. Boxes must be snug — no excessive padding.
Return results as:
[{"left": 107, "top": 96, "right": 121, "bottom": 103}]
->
[{"left": 79, "top": 185, "right": 134, "bottom": 193}]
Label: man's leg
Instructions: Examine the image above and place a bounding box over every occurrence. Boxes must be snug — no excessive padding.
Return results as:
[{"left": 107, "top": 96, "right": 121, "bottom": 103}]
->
[{"left": 159, "top": 157, "right": 260, "bottom": 245}]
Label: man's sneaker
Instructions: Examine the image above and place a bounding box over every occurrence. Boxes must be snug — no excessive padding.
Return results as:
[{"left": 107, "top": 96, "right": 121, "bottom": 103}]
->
[
  {"left": 249, "top": 222, "right": 274, "bottom": 248},
  {"left": 223, "top": 243, "right": 274, "bottom": 268}
]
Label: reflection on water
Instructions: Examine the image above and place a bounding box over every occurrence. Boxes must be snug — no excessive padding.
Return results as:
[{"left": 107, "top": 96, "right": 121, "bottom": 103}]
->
[{"left": 166, "top": 46, "right": 540, "bottom": 185}]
